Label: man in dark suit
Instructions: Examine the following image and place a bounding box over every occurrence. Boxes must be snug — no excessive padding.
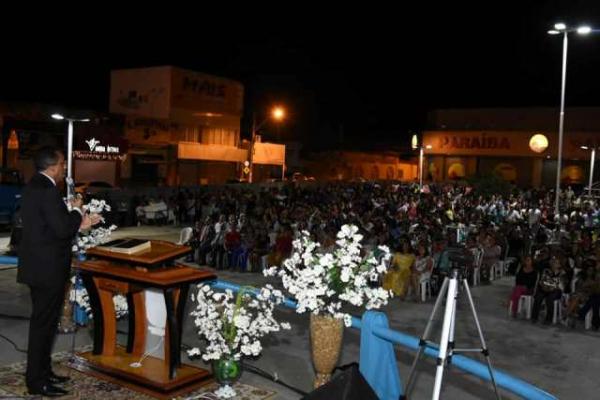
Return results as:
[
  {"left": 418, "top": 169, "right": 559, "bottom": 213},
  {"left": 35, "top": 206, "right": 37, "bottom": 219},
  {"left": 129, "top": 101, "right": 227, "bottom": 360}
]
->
[{"left": 17, "top": 147, "right": 98, "bottom": 397}]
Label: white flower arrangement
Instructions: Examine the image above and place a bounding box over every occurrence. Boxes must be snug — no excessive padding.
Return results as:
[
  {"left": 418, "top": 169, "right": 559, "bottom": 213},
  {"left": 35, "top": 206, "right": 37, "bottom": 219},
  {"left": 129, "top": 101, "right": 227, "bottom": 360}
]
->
[
  {"left": 264, "top": 224, "right": 392, "bottom": 327},
  {"left": 72, "top": 199, "right": 117, "bottom": 252},
  {"left": 187, "top": 284, "right": 291, "bottom": 362},
  {"left": 70, "top": 198, "right": 125, "bottom": 318}
]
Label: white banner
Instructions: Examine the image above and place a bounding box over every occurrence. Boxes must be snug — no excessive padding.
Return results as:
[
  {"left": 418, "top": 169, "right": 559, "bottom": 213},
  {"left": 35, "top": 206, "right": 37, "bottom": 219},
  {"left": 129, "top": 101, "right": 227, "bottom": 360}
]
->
[
  {"left": 253, "top": 142, "right": 285, "bottom": 166},
  {"left": 178, "top": 142, "right": 247, "bottom": 162}
]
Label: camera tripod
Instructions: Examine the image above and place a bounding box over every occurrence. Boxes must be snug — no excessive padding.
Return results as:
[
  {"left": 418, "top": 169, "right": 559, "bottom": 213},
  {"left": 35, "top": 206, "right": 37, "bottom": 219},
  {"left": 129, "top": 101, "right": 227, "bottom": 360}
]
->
[{"left": 405, "top": 268, "right": 501, "bottom": 400}]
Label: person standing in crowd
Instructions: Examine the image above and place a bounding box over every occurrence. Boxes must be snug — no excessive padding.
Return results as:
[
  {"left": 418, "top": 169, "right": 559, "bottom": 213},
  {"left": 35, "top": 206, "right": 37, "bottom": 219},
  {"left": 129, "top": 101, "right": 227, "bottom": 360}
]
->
[{"left": 17, "top": 147, "right": 99, "bottom": 397}]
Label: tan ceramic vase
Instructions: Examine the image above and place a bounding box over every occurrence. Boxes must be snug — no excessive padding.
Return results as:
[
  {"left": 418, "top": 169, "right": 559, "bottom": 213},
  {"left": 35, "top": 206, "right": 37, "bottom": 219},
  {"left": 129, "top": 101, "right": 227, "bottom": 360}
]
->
[{"left": 309, "top": 314, "right": 344, "bottom": 388}]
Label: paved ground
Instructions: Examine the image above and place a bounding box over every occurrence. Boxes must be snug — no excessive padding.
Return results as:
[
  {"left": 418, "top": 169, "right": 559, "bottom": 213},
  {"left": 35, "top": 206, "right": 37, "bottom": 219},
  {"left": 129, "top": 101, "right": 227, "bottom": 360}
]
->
[{"left": 0, "top": 225, "right": 598, "bottom": 399}]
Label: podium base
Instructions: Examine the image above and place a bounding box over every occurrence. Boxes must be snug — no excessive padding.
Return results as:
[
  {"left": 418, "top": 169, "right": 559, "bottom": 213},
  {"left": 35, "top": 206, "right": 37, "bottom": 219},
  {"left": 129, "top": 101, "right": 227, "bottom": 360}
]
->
[{"left": 68, "top": 347, "right": 213, "bottom": 400}]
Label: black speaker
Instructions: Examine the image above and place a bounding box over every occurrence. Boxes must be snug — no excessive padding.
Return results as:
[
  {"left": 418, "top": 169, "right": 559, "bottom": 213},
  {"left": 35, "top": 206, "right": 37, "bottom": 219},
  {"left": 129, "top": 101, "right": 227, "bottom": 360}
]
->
[{"left": 302, "top": 363, "right": 379, "bottom": 400}]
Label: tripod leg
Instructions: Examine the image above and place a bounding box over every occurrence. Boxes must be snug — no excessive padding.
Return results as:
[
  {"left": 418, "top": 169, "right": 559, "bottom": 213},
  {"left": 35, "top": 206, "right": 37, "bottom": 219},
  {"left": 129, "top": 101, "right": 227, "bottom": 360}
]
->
[
  {"left": 405, "top": 278, "right": 449, "bottom": 395},
  {"left": 432, "top": 277, "right": 458, "bottom": 400},
  {"left": 462, "top": 279, "right": 502, "bottom": 400},
  {"left": 447, "top": 284, "right": 458, "bottom": 365}
]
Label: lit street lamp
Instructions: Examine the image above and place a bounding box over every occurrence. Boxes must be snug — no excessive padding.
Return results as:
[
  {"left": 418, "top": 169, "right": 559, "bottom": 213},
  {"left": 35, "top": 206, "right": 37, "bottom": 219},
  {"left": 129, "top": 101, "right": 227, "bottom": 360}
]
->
[
  {"left": 248, "top": 106, "right": 286, "bottom": 183},
  {"left": 547, "top": 22, "right": 596, "bottom": 216},
  {"left": 51, "top": 113, "right": 90, "bottom": 199}
]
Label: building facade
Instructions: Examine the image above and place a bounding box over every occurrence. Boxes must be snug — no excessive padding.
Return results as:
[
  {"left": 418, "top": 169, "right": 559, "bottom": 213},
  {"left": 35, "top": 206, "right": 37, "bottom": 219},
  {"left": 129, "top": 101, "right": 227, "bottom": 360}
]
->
[
  {"left": 422, "top": 107, "right": 600, "bottom": 188},
  {"left": 305, "top": 150, "right": 417, "bottom": 182},
  {"left": 110, "top": 66, "right": 284, "bottom": 185}
]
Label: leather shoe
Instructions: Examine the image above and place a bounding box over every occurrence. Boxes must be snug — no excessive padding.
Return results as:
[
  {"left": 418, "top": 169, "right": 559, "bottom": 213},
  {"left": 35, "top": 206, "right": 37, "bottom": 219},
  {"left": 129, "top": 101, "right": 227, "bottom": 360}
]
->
[
  {"left": 28, "top": 383, "right": 69, "bottom": 397},
  {"left": 48, "top": 371, "right": 71, "bottom": 384}
]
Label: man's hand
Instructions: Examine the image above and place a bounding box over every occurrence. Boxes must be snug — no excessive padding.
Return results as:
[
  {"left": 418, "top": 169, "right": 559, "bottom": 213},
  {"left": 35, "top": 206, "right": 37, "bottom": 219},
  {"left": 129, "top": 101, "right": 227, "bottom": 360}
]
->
[
  {"left": 70, "top": 195, "right": 84, "bottom": 210},
  {"left": 80, "top": 213, "right": 102, "bottom": 230}
]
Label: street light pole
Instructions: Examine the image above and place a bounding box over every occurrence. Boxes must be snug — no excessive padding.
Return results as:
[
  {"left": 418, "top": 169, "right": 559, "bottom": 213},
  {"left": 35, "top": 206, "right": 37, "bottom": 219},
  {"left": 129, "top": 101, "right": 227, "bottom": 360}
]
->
[
  {"left": 548, "top": 23, "right": 596, "bottom": 215},
  {"left": 67, "top": 120, "right": 74, "bottom": 185},
  {"left": 554, "top": 30, "right": 568, "bottom": 217},
  {"left": 246, "top": 106, "right": 286, "bottom": 184},
  {"left": 419, "top": 146, "right": 424, "bottom": 188},
  {"left": 248, "top": 113, "right": 256, "bottom": 184},
  {"left": 52, "top": 113, "right": 90, "bottom": 199},
  {"left": 589, "top": 148, "right": 596, "bottom": 197}
]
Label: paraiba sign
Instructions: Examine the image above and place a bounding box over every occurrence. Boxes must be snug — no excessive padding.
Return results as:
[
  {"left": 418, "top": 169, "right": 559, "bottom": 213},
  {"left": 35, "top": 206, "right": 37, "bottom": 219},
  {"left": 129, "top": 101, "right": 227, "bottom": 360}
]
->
[{"left": 440, "top": 134, "right": 511, "bottom": 150}]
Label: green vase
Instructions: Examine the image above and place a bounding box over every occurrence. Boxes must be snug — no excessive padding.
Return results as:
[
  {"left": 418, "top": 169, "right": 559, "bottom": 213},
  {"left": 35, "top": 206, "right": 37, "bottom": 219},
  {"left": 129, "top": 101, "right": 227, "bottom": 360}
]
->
[{"left": 212, "top": 356, "right": 242, "bottom": 386}]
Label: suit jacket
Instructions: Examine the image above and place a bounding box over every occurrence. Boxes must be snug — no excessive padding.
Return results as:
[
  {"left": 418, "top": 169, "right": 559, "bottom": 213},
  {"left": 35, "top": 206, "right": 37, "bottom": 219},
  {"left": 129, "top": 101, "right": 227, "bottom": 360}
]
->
[{"left": 17, "top": 173, "right": 82, "bottom": 288}]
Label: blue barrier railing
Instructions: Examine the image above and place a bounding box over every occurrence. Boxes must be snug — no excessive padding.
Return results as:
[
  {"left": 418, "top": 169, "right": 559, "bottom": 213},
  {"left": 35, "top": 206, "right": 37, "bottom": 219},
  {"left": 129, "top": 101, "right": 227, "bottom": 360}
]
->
[
  {"left": 209, "top": 279, "right": 557, "bottom": 400},
  {"left": 0, "top": 256, "right": 18, "bottom": 265}
]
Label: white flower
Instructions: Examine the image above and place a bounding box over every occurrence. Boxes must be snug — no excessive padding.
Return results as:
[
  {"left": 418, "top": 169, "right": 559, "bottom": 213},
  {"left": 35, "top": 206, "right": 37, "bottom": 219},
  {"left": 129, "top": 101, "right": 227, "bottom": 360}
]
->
[
  {"left": 234, "top": 315, "right": 250, "bottom": 330},
  {"left": 187, "top": 347, "right": 201, "bottom": 357},
  {"left": 343, "top": 314, "right": 353, "bottom": 327},
  {"left": 378, "top": 245, "right": 390, "bottom": 253},
  {"left": 376, "top": 263, "right": 388, "bottom": 274},
  {"left": 319, "top": 254, "right": 334, "bottom": 267},
  {"left": 280, "top": 322, "right": 291, "bottom": 330},
  {"left": 340, "top": 266, "right": 352, "bottom": 283},
  {"left": 214, "top": 385, "right": 237, "bottom": 399}
]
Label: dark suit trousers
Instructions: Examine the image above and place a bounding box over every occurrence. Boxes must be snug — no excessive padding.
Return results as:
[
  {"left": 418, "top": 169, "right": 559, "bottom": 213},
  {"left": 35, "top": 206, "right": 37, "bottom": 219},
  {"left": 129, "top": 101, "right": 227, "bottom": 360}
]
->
[{"left": 26, "top": 284, "right": 65, "bottom": 390}]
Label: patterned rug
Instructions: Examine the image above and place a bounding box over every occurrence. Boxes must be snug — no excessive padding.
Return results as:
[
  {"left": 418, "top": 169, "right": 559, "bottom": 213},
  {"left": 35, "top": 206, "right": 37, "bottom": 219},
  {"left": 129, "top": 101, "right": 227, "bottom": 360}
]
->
[{"left": 0, "top": 349, "right": 276, "bottom": 400}]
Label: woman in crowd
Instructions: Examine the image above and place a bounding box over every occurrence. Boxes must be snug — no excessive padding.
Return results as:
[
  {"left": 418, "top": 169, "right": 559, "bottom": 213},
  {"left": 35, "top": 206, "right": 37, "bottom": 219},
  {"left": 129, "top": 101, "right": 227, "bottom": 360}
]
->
[
  {"left": 410, "top": 242, "right": 434, "bottom": 301},
  {"left": 481, "top": 233, "right": 501, "bottom": 283},
  {"left": 383, "top": 240, "right": 415, "bottom": 300},
  {"left": 509, "top": 255, "right": 538, "bottom": 317},
  {"left": 531, "top": 256, "right": 563, "bottom": 325}
]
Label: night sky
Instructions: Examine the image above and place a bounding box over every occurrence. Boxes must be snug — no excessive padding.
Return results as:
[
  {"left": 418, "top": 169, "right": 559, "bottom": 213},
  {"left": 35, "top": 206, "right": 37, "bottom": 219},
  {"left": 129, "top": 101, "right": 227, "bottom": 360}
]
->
[{"left": 1, "top": 2, "right": 599, "bottom": 149}]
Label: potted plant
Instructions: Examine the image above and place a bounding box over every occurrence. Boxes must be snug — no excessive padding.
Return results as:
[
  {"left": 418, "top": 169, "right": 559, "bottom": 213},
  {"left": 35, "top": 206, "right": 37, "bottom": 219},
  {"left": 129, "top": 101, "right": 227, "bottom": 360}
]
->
[
  {"left": 264, "top": 224, "right": 392, "bottom": 388},
  {"left": 187, "top": 284, "right": 291, "bottom": 399}
]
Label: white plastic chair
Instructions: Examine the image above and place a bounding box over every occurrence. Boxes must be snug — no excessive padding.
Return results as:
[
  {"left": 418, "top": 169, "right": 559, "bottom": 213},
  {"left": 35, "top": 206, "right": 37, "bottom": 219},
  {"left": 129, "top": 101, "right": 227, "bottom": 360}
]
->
[
  {"left": 508, "top": 295, "right": 533, "bottom": 319},
  {"left": 491, "top": 260, "right": 504, "bottom": 280},
  {"left": 419, "top": 280, "right": 431, "bottom": 302},
  {"left": 585, "top": 310, "right": 593, "bottom": 330},
  {"left": 177, "top": 227, "right": 194, "bottom": 245},
  {"left": 473, "top": 267, "right": 481, "bottom": 286},
  {"left": 552, "top": 299, "right": 563, "bottom": 325}
]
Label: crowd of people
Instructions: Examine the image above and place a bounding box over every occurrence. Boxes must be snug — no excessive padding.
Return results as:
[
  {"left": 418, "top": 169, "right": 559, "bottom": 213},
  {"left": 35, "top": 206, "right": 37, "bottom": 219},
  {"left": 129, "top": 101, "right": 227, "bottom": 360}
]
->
[{"left": 134, "top": 181, "right": 600, "bottom": 331}]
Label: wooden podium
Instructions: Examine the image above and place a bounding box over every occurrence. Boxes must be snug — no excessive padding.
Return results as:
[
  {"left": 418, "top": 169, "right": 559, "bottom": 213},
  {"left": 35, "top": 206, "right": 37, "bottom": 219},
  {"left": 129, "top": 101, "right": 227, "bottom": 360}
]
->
[{"left": 69, "top": 240, "right": 217, "bottom": 399}]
